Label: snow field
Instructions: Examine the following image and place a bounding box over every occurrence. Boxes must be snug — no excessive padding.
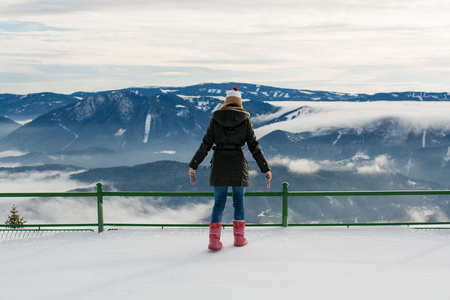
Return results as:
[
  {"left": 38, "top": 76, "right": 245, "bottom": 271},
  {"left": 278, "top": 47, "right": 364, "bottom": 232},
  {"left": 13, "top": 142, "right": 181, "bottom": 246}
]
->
[{"left": 1, "top": 226, "right": 450, "bottom": 300}]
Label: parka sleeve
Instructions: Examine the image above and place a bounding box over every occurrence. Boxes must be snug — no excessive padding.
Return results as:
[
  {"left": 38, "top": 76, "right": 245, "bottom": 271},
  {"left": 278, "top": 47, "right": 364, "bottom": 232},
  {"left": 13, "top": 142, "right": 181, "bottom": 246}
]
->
[
  {"left": 246, "top": 119, "right": 270, "bottom": 173},
  {"left": 189, "top": 119, "right": 215, "bottom": 170}
]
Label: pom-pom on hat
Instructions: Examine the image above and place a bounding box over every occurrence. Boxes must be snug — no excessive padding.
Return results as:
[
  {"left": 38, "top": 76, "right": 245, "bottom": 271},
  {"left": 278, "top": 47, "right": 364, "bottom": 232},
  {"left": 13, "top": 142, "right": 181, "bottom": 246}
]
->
[{"left": 224, "top": 86, "right": 242, "bottom": 107}]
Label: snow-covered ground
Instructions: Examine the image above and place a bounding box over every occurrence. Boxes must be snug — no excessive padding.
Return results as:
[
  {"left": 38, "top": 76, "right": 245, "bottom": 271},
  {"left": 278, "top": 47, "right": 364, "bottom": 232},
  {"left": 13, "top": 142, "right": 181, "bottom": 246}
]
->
[{"left": 2, "top": 226, "right": 450, "bottom": 300}]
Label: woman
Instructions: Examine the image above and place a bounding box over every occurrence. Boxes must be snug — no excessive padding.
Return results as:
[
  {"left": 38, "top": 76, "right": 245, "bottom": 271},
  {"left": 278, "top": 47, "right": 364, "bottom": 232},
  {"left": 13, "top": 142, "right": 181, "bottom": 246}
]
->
[{"left": 189, "top": 87, "right": 272, "bottom": 250}]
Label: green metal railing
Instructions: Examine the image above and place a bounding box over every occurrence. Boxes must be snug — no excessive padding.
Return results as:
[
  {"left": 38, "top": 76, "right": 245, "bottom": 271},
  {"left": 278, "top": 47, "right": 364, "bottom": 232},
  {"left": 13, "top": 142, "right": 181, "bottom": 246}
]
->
[{"left": 1, "top": 182, "right": 450, "bottom": 233}]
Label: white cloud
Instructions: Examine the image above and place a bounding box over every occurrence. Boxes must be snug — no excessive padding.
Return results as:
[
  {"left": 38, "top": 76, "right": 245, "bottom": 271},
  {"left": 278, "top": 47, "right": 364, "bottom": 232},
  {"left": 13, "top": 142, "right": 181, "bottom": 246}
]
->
[
  {"left": 248, "top": 170, "right": 258, "bottom": 177},
  {"left": 157, "top": 72, "right": 190, "bottom": 76},
  {"left": 270, "top": 156, "right": 320, "bottom": 174},
  {"left": 405, "top": 206, "right": 447, "bottom": 223},
  {"left": 356, "top": 155, "right": 393, "bottom": 174},
  {"left": 0, "top": 169, "right": 95, "bottom": 223},
  {"left": 269, "top": 154, "right": 396, "bottom": 175},
  {"left": 0, "top": 169, "right": 89, "bottom": 193},
  {"left": 0, "top": 168, "right": 210, "bottom": 225},
  {"left": 1, "top": 0, "right": 450, "bottom": 93},
  {"left": 255, "top": 101, "right": 450, "bottom": 139},
  {"left": 0, "top": 150, "right": 27, "bottom": 159},
  {"left": 154, "top": 150, "right": 176, "bottom": 155},
  {"left": 103, "top": 198, "right": 211, "bottom": 224},
  {"left": 5, "top": 195, "right": 212, "bottom": 227}
]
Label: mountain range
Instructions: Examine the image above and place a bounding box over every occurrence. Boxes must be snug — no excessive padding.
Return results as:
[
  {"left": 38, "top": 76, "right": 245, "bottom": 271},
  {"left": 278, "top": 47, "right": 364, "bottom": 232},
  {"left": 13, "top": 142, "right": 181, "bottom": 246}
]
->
[
  {"left": 1, "top": 82, "right": 449, "bottom": 186},
  {"left": 1, "top": 82, "right": 450, "bottom": 225},
  {"left": 1, "top": 82, "right": 449, "bottom": 120}
]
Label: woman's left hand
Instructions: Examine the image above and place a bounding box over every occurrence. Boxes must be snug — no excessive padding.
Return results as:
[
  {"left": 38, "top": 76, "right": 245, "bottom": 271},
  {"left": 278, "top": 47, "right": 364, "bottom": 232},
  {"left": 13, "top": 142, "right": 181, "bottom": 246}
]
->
[{"left": 189, "top": 168, "right": 197, "bottom": 184}]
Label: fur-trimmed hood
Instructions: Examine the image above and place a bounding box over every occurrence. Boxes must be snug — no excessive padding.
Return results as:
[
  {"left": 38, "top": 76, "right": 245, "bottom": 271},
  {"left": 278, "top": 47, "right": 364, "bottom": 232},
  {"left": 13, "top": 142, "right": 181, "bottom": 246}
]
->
[{"left": 213, "top": 107, "right": 250, "bottom": 128}]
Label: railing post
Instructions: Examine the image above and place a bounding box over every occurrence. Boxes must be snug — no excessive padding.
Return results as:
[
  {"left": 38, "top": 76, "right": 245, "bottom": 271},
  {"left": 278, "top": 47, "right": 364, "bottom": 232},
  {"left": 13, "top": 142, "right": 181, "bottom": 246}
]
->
[
  {"left": 97, "top": 183, "right": 104, "bottom": 233},
  {"left": 282, "top": 182, "right": 289, "bottom": 227}
]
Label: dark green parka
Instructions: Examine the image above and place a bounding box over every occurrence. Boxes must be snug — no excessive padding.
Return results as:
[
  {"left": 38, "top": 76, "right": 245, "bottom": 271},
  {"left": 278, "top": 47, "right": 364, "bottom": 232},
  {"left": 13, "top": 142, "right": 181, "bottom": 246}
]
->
[{"left": 189, "top": 106, "right": 270, "bottom": 187}]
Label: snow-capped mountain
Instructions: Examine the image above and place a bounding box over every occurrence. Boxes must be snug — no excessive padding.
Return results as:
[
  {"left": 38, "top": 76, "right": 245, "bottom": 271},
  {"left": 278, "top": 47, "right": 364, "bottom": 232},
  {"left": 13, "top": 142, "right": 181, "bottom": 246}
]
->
[
  {"left": 1, "top": 83, "right": 450, "bottom": 186},
  {"left": 1, "top": 91, "right": 212, "bottom": 155},
  {"left": 0, "top": 92, "right": 85, "bottom": 120},
  {"left": 155, "top": 82, "right": 450, "bottom": 102},
  {"left": 1, "top": 82, "right": 449, "bottom": 120},
  {"left": 1, "top": 84, "right": 450, "bottom": 228},
  {"left": 258, "top": 114, "right": 450, "bottom": 161},
  {"left": 0, "top": 86, "right": 281, "bottom": 153},
  {"left": 254, "top": 101, "right": 450, "bottom": 185}
]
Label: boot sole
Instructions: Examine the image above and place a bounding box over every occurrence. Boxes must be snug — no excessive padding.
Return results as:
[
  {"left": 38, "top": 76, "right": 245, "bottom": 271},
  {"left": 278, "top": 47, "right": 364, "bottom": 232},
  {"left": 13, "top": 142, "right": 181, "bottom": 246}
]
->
[
  {"left": 208, "top": 246, "right": 223, "bottom": 251},
  {"left": 208, "top": 242, "right": 223, "bottom": 251}
]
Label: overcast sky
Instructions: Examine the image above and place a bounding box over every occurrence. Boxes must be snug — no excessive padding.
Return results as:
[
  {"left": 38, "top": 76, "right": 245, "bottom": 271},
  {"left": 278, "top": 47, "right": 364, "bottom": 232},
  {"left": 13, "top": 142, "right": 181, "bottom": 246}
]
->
[{"left": 1, "top": 0, "right": 450, "bottom": 94}]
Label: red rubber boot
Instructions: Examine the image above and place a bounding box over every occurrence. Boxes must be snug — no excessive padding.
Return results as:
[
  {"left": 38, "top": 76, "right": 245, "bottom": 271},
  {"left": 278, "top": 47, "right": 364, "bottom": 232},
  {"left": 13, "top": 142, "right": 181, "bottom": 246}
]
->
[
  {"left": 208, "top": 222, "right": 223, "bottom": 251},
  {"left": 233, "top": 220, "right": 248, "bottom": 247}
]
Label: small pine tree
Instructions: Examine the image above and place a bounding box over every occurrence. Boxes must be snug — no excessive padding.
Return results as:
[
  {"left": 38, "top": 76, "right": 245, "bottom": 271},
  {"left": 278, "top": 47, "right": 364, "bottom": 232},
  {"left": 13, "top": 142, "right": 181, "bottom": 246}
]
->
[{"left": 5, "top": 204, "right": 27, "bottom": 229}]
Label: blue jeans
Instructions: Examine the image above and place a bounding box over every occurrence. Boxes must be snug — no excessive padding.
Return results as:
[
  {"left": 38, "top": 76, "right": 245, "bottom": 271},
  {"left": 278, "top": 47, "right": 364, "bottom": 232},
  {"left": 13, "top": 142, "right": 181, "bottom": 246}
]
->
[{"left": 211, "top": 186, "right": 246, "bottom": 223}]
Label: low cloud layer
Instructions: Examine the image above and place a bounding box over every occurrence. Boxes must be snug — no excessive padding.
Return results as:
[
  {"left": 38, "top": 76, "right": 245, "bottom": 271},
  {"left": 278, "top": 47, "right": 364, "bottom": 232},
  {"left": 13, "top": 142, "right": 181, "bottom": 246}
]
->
[
  {"left": 256, "top": 101, "right": 450, "bottom": 139},
  {"left": 356, "top": 155, "right": 394, "bottom": 174},
  {"left": 270, "top": 156, "right": 320, "bottom": 174},
  {"left": 0, "top": 168, "right": 212, "bottom": 225},
  {"left": 0, "top": 150, "right": 27, "bottom": 159},
  {"left": 269, "top": 154, "right": 394, "bottom": 174}
]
